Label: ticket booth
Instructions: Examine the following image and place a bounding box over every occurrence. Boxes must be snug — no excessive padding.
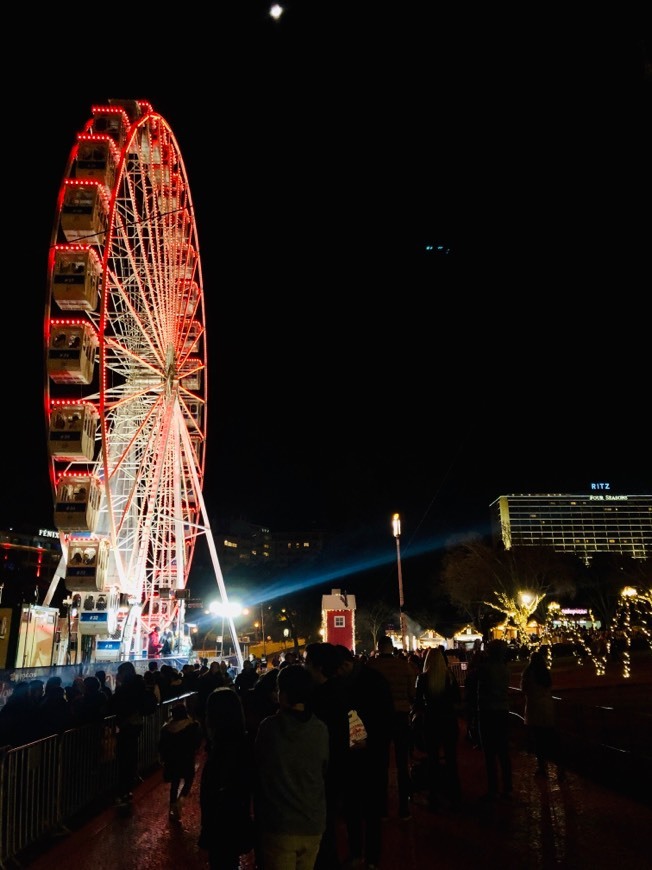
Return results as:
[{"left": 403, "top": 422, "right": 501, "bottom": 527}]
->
[
  {"left": 47, "top": 319, "right": 97, "bottom": 385},
  {"left": 14, "top": 605, "right": 59, "bottom": 669},
  {"left": 49, "top": 402, "right": 98, "bottom": 461},
  {"left": 54, "top": 473, "right": 102, "bottom": 532},
  {"left": 60, "top": 179, "right": 109, "bottom": 246},
  {"left": 51, "top": 244, "right": 102, "bottom": 312}
]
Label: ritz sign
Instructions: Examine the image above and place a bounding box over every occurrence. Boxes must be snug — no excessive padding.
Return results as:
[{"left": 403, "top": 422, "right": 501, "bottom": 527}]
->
[{"left": 589, "top": 483, "right": 627, "bottom": 502}]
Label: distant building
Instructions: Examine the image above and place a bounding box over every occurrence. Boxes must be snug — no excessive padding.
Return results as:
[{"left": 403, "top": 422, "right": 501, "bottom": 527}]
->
[
  {"left": 0, "top": 527, "right": 63, "bottom": 608},
  {"left": 490, "top": 490, "right": 652, "bottom": 565},
  {"left": 212, "top": 517, "right": 324, "bottom": 571}
]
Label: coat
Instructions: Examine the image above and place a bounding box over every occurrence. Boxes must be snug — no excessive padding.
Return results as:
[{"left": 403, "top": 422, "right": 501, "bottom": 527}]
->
[{"left": 158, "top": 715, "right": 202, "bottom": 780}]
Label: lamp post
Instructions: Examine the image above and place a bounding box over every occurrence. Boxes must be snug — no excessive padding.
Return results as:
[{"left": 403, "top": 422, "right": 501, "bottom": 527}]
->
[{"left": 392, "top": 513, "right": 408, "bottom": 651}]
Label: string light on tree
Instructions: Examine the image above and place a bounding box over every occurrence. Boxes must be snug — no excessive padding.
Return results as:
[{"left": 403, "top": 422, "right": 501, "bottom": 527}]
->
[{"left": 483, "top": 589, "right": 545, "bottom": 651}]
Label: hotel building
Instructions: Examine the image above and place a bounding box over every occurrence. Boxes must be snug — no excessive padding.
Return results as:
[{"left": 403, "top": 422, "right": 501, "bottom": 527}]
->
[{"left": 489, "top": 490, "right": 652, "bottom": 565}]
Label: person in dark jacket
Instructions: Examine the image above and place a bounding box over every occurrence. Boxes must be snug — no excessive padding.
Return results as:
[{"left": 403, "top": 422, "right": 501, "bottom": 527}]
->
[
  {"left": 110, "top": 661, "right": 157, "bottom": 807},
  {"left": 254, "top": 664, "right": 328, "bottom": 870},
  {"left": 477, "top": 639, "right": 513, "bottom": 800},
  {"left": 71, "top": 675, "right": 108, "bottom": 725},
  {"left": 367, "top": 635, "right": 416, "bottom": 819},
  {"left": 158, "top": 701, "right": 202, "bottom": 820},
  {"left": 37, "top": 679, "right": 75, "bottom": 738},
  {"left": 199, "top": 687, "right": 254, "bottom": 869},
  {"left": 520, "top": 648, "right": 565, "bottom": 780},
  {"left": 413, "top": 647, "right": 462, "bottom": 811},
  {"left": 95, "top": 670, "right": 113, "bottom": 701},
  {"left": 336, "top": 645, "right": 394, "bottom": 870},
  {"left": 304, "top": 642, "right": 350, "bottom": 870},
  {"left": 234, "top": 658, "right": 258, "bottom": 697},
  {"left": 196, "top": 662, "right": 230, "bottom": 747},
  {"left": 0, "top": 681, "right": 43, "bottom": 747}
]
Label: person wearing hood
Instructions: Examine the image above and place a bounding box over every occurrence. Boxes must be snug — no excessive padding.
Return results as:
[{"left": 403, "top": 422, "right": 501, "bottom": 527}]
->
[{"left": 254, "top": 663, "right": 329, "bottom": 870}]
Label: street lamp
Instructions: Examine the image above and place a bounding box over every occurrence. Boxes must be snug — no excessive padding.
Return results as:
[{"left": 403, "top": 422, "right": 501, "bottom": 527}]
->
[{"left": 392, "top": 513, "right": 408, "bottom": 651}]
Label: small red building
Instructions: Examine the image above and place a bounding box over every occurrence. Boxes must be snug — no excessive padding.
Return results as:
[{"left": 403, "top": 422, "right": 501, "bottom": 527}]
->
[{"left": 321, "top": 588, "right": 357, "bottom": 652}]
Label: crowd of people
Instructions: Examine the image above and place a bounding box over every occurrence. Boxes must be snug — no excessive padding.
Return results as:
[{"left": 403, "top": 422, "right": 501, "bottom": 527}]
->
[{"left": 0, "top": 637, "right": 565, "bottom": 870}]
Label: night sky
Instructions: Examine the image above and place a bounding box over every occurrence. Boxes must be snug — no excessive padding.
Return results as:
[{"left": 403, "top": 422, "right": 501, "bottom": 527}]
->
[{"left": 4, "top": 8, "right": 650, "bottom": 605}]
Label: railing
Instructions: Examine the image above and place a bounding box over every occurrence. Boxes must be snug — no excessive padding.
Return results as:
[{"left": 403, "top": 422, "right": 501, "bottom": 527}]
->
[
  {"left": 0, "top": 694, "right": 193, "bottom": 868},
  {"left": 457, "top": 683, "right": 651, "bottom": 805},
  {"left": 506, "top": 686, "right": 651, "bottom": 805}
]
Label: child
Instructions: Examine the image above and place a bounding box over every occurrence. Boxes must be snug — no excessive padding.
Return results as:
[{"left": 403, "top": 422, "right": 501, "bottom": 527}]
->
[{"left": 158, "top": 702, "right": 203, "bottom": 820}]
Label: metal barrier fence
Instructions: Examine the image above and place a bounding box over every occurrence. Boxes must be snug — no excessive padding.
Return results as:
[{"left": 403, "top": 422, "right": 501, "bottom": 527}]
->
[{"left": 0, "top": 694, "right": 193, "bottom": 868}]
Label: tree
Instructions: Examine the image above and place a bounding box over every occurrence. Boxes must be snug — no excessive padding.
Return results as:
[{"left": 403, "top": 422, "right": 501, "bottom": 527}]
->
[
  {"left": 354, "top": 600, "right": 395, "bottom": 652},
  {"left": 439, "top": 535, "right": 579, "bottom": 640},
  {"left": 578, "top": 553, "right": 650, "bottom": 628}
]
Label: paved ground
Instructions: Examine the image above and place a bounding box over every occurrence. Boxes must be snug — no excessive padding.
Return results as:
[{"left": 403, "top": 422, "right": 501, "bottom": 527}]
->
[{"left": 20, "top": 713, "right": 651, "bottom": 870}]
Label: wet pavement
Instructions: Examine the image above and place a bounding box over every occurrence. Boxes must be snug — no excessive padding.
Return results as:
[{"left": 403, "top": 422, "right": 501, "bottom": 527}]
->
[{"left": 19, "top": 719, "right": 651, "bottom": 870}]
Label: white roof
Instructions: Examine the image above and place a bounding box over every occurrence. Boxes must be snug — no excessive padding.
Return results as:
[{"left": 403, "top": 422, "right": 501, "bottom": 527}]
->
[{"left": 322, "top": 590, "right": 356, "bottom": 611}]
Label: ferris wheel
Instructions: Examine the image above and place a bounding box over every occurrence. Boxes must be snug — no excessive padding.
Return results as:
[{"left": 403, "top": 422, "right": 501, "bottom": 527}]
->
[{"left": 44, "top": 99, "right": 240, "bottom": 666}]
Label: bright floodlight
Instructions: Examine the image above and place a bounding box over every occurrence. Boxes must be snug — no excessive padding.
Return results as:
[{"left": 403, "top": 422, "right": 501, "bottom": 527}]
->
[{"left": 208, "top": 600, "right": 242, "bottom": 618}]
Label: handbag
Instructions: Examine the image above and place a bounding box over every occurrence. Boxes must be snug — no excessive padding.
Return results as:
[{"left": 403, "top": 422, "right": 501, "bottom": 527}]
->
[{"left": 348, "top": 708, "right": 368, "bottom": 748}]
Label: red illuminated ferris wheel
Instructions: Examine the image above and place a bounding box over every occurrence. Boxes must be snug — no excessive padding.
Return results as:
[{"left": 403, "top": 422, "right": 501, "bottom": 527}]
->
[{"left": 43, "top": 99, "right": 227, "bottom": 661}]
